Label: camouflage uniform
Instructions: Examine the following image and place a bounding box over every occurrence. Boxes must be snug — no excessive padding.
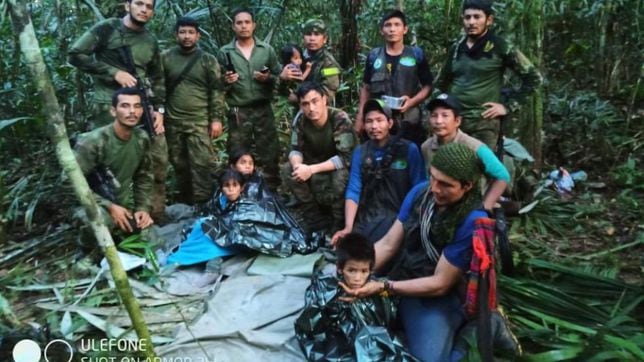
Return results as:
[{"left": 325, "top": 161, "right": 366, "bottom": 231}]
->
[
  {"left": 69, "top": 18, "right": 168, "bottom": 220},
  {"left": 435, "top": 32, "right": 542, "bottom": 149},
  {"left": 73, "top": 124, "right": 153, "bottom": 243},
  {"left": 162, "top": 46, "right": 225, "bottom": 205},
  {"left": 302, "top": 19, "right": 342, "bottom": 103},
  {"left": 218, "top": 38, "right": 282, "bottom": 190},
  {"left": 282, "top": 108, "right": 356, "bottom": 232}
]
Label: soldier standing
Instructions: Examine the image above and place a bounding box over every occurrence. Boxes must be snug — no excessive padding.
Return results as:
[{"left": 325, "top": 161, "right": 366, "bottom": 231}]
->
[
  {"left": 356, "top": 10, "right": 433, "bottom": 148},
  {"left": 162, "top": 17, "right": 225, "bottom": 205},
  {"left": 218, "top": 8, "right": 283, "bottom": 191},
  {"left": 435, "top": 0, "right": 542, "bottom": 149},
  {"left": 69, "top": 0, "right": 168, "bottom": 222},
  {"left": 282, "top": 19, "right": 342, "bottom": 104}
]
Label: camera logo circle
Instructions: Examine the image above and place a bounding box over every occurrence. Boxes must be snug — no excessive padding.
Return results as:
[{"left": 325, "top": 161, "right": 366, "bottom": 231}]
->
[
  {"left": 12, "top": 339, "right": 41, "bottom": 362},
  {"left": 43, "top": 339, "right": 74, "bottom": 362}
]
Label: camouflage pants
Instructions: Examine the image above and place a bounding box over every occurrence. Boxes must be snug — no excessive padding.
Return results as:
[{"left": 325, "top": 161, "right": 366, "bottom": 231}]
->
[
  {"left": 73, "top": 207, "right": 157, "bottom": 251},
  {"left": 91, "top": 101, "right": 168, "bottom": 218},
  {"left": 460, "top": 110, "right": 500, "bottom": 150},
  {"left": 281, "top": 162, "right": 348, "bottom": 232},
  {"left": 227, "top": 104, "right": 280, "bottom": 190},
  {"left": 166, "top": 124, "right": 215, "bottom": 205}
]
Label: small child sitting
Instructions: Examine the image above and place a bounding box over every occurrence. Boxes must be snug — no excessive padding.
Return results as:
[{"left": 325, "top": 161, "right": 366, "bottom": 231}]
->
[
  {"left": 166, "top": 169, "right": 245, "bottom": 266},
  {"left": 294, "top": 233, "right": 417, "bottom": 361},
  {"left": 228, "top": 146, "right": 270, "bottom": 201},
  {"left": 215, "top": 169, "right": 244, "bottom": 212}
]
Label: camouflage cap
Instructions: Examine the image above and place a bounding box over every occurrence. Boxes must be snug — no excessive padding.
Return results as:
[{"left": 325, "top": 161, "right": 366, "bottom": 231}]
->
[{"left": 303, "top": 19, "right": 327, "bottom": 34}]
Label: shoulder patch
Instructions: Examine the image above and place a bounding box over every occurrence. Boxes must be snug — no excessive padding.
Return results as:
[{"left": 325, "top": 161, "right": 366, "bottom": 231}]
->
[{"left": 400, "top": 56, "right": 416, "bottom": 67}]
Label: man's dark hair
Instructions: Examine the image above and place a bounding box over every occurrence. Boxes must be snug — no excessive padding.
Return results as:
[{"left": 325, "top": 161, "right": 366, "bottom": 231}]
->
[
  {"left": 127, "top": 0, "right": 156, "bottom": 6},
  {"left": 336, "top": 233, "right": 375, "bottom": 269},
  {"left": 111, "top": 87, "right": 141, "bottom": 107},
  {"left": 296, "top": 82, "right": 327, "bottom": 100},
  {"left": 231, "top": 7, "right": 254, "bottom": 22},
  {"left": 462, "top": 0, "right": 494, "bottom": 16},
  {"left": 175, "top": 16, "right": 200, "bottom": 32},
  {"left": 380, "top": 9, "right": 407, "bottom": 27}
]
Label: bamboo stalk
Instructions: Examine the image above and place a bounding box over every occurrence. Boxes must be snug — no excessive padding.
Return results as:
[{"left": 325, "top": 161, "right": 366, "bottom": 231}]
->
[{"left": 7, "top": 1, "right": 156, "bottom": 358}]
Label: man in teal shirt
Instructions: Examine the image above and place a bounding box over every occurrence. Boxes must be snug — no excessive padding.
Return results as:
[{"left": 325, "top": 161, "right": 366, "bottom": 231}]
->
[
  {"left": 218, "top": 8, "right": 282, "bottom": 191},
  {"left": 435, "top": 0, "right": 541, "bottom": 149}
]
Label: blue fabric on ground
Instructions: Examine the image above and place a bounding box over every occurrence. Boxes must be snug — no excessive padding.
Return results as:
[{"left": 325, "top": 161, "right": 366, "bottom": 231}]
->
[{"left": 166, "top": 218, "right": 236, "bottom": 266}]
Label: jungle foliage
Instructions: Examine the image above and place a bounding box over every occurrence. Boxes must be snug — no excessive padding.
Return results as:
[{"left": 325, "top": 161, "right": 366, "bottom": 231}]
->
[{"left": 0, "top": 0, "right": 642, "bottom": 360}]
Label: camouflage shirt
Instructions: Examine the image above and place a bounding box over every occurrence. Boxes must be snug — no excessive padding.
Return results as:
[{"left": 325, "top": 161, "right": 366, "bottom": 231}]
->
[
  {"left": 290, "top": 107, "right": 356, "bottom": 168},
  {"left": 69, "top": 18, "right": 165, "bottom": 106},
  {"left": 435, "top": 31, "right": 542, "bottom": 116},
  {"left": 74, "top": 124, "right": 153, "bottom": 212},
  {"left": 161, "top": 46, "right": 226, "bottom": 129},
  {"left": 303, "top": 47, "right": 342, "bottom": 101}
]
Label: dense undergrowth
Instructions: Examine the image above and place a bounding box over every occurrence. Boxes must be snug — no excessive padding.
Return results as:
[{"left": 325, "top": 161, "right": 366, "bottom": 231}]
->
[{"left": 1, "top": 0, "right": 642, "bottom": 360}]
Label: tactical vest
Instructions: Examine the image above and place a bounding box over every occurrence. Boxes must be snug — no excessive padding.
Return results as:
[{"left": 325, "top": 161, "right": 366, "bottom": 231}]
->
[
  {"left": 367, "top": 46, "right": 422, "bottom": 123},
  {"left": 356, "top": 137, "right": 412, "bottom": 230}
]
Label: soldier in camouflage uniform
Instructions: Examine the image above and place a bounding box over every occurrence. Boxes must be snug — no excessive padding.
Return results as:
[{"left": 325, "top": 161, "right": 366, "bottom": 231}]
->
[
  {"left": 435, "top": 0, "right": 542, "bottom": 149},
  {"left": 218, "top": 8, "right": 282, "bottom": 191},
  {"left": 281, "top": 19, "right": 342, "bottom": 104},
  {"left": 162, "top": 17, "right": 225, "bottom": 205},
  {"left": 282, "top": 82, "right": 357, "bottom": 233},
  {"left": 74, "top": 88, "right": 154, "bottom": 243},
  {"left": 69, "top": 0, "right": 168, "bottom": 222}
]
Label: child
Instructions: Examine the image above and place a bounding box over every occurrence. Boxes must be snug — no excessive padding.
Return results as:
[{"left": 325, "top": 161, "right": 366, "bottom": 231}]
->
[
  {"left": 215, "top": 169, "right": 244, "bottom": 212},
  {"left": 166, "top": 169, "right": 245, "bottom": 266},
  {"left": 295, "top": 233, "right": 417, "bottom": 361},
  {"left": 280, "top": 44, "right": 312, "bottom": 104},
  {"left": 228, "top": 146, "right": 270, "bottom": 201}
]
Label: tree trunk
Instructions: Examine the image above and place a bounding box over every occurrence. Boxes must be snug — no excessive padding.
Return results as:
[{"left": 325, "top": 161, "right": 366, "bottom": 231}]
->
[
  {"left": 514, "top": 0, "right": 545, "bottom": 169},
  {"left": 339, "top": 0, "right": 360, "bottom": 69},
  {"left": 7, "top": 1, "right": 156, "bottom": 358}
]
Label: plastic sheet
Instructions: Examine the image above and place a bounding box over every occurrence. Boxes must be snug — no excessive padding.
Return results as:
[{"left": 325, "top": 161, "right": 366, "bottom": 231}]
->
[
  {"left": 201, "top": 193, "right": 320, "bottom": 257},
  {"left": 294, "top": 264, "right": 418, "bottom": 361}
]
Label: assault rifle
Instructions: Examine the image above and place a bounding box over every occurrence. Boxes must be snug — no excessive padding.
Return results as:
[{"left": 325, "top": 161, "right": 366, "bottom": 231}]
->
[
  {"left": 117, "top": 46, "right": 156, "bottom": 137},
  {"left": 86, "top": 166, "right": 120, "bottom": 203}
]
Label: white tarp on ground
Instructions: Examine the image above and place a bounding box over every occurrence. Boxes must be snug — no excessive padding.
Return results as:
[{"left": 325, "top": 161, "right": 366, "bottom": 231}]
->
[{"left": 156, "top": 253, "right": 322, "bottom": 361}]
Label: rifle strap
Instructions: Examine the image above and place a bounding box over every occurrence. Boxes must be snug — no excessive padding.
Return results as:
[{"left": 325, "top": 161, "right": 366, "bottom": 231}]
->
[{"left": 166, "top": 49, "right": 203, "bottom": 98}]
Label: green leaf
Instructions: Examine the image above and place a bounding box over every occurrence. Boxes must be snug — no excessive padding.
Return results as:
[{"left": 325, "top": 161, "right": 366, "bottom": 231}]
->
[{"left": 0, "top": 117, "right": 34, "bottom": 132}]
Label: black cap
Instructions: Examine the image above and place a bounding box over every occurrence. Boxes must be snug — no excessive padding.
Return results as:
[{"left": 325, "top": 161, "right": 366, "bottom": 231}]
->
[
  {"left": 363, "top": 99, "right": 393, "bottom": 119},
  {"left": 426, "top": 93, "right": 461, "bottom": 115}
]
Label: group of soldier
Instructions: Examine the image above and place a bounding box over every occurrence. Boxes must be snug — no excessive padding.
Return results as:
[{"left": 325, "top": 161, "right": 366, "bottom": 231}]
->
[{"left": 69, "top": 0, "right": 540, "bottom": 242}]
